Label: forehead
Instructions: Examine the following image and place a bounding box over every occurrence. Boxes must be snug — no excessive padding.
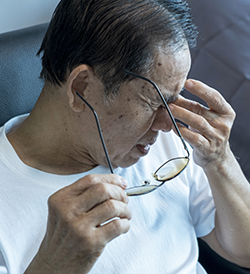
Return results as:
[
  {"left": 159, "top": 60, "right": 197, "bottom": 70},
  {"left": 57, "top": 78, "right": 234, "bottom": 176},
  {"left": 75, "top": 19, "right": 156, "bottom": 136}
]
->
[
  {"left": 111, "top": 47, "right": 191, "bottom": 107},
  {"left": 147, "top": 46, "right": 191, "bottom": 99}
]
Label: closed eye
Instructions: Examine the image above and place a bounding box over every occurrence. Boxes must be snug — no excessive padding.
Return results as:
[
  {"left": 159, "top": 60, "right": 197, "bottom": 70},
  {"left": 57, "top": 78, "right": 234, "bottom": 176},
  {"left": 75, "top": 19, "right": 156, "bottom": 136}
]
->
[{"left": 163, "top": 94, "right": 180, "bottom": 105}]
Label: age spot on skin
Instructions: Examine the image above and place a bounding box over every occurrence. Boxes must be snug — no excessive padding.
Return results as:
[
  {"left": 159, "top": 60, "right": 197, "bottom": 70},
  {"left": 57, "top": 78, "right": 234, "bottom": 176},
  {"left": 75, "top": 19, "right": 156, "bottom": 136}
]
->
[{"left": 106, "top": 110, "right": 113, "bottom": 116}]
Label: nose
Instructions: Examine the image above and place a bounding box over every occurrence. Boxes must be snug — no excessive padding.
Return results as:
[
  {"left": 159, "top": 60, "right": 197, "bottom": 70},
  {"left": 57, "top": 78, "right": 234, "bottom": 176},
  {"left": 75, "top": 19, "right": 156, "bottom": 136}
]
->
[{"left": 151, "top": 106, "right": 173, "bottom": 132}]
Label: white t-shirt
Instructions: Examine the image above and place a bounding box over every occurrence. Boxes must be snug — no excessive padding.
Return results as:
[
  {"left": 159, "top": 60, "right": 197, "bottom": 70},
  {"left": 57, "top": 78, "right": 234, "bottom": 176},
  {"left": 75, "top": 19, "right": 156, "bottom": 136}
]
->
[{"left": 0, "top": 115, "right": 215, "bottom": 274}]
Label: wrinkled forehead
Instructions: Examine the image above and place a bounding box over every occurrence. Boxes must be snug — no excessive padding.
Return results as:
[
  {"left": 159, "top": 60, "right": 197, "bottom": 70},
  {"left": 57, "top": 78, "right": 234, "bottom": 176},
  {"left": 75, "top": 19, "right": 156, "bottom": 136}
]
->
[{"left": 148, "top": 46, "right": 191, "bottom": 99}]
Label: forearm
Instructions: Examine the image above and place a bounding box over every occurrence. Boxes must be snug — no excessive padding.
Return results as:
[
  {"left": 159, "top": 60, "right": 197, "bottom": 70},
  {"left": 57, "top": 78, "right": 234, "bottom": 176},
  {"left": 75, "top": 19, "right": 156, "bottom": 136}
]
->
[
  {"left": 171, "top": 79, "right": 250, "bottom": 266},
  {"left": 204, "top": 145, "right": 250, "bottom": 266}
]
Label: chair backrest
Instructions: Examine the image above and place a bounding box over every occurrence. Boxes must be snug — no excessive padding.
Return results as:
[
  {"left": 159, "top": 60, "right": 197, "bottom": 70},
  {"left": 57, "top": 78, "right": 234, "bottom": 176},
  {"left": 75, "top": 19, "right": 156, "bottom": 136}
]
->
[
  {"left": 186, "top": 0, "right": 250, "bottom": 182},
  {"left": 186, "top": 1, "right": 250, "bottom": 274},
  {"left": 0, "top": 23, "right": 48, "bottom": 126}
]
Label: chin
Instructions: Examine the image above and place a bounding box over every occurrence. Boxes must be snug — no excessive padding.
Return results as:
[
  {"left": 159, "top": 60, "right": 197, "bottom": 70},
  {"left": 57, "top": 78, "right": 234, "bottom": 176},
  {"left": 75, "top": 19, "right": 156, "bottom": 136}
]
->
[{"left": 115, "top": 156, "right": 141, "bottom": 169}]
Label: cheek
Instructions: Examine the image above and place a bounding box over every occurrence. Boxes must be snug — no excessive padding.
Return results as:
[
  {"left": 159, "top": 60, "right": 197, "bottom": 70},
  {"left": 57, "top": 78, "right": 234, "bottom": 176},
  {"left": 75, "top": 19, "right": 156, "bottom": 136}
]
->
[
  {"left": 119, "top": 111, "right": 155, "bottom": 144},
  {"left": 102, "top": 97, "right": 155, "bottom": 145},
  {"left": 123, "top": 105, "right": 153, "bottom": 131}
]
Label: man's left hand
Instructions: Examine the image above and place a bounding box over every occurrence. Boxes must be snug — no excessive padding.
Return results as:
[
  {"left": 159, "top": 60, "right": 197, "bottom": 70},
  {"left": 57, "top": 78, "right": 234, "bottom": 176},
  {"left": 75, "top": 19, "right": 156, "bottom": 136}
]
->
[{"left": 170, "top": 79, "right": 236, "bottom": 169}]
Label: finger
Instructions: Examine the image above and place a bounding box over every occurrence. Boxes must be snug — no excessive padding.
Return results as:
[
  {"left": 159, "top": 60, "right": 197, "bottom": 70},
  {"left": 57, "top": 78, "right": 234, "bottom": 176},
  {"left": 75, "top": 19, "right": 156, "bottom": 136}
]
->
[
  {"left": 172, "top": 95, "right": 219, "bottom": 126},
  {"left": 89, "top": 199, "right": 132, "bottom": 227},
  {"left": 173, "top": 95, "right": 209, "bottom": 117},
  {"left": 78, "top": 182, "right": 129, "bottom": 212},
  {"left": 170, "top": 103, "right": 216, "bottom": 140},
  {"left": 184, "top": 79, "right": 232, "bottom": 114},
  {"left": 171, "top": 96, "right": 234, "bottom": 133},
  {"left": 98, "top": 218, "right": 131, "bottom": 244},
  {"left": 56, "top": 174, "right": 128, "bottom": 198},
  {"left": 176, "top": 122, "right": 210, "bottom": 150}
]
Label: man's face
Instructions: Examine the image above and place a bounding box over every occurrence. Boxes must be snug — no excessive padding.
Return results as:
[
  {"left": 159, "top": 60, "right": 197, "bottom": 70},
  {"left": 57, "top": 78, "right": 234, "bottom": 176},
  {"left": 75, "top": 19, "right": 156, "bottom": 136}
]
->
[{"left": 84, "top": 47, "right": 191, "bottom": 169}]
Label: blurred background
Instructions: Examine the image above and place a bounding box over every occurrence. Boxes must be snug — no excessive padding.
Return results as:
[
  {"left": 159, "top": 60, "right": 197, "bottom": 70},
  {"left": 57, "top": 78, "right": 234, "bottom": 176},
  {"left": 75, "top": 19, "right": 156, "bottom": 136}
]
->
[{"left": 0, "top": 0, "right": 59, "bottom": 34}]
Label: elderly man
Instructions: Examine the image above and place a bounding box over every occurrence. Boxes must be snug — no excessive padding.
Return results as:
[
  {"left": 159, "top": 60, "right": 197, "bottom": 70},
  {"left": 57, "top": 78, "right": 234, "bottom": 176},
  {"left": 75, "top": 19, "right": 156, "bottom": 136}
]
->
[{"left": 0, "top": 0, "right": 250, "bottom": 273}]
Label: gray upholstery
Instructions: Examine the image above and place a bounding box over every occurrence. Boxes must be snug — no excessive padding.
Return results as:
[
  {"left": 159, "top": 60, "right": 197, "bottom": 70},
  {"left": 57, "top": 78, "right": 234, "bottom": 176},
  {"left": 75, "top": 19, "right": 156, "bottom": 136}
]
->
[
  {"left": 0, "top": 23, "right": 48, "bottom": 126},
  {"left": 186, "top": 0, "right": 250, "bottom": 273},
  {"left": 186, "top": 0, "right": 250, "bottom": 182}
]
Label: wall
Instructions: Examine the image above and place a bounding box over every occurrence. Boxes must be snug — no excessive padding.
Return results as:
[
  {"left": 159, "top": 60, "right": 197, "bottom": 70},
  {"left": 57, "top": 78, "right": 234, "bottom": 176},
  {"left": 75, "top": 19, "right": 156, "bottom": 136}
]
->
[{"left": 0, "top": 0, "right": 60, "bottom": 34}]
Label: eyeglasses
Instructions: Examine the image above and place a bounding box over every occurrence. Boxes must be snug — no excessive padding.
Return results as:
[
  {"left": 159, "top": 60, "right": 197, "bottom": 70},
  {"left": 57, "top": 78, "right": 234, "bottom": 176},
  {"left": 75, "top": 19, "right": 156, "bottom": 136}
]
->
[{"left": 76, "top": 70, "right": 189, "bottom": 196}]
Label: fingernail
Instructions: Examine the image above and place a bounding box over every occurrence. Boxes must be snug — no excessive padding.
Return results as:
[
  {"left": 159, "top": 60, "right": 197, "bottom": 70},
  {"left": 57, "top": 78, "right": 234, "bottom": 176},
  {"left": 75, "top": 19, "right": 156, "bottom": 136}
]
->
[
  {"left": 120, "top": 177, "right": 128, "bottom": 189},
  {"left": 185, "top": 80, "right": 194, "bottom": 89}
]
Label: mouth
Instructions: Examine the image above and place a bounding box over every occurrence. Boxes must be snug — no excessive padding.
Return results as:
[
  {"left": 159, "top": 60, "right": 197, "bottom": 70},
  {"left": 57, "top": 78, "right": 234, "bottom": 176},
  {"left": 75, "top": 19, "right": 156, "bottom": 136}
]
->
[
  {"left": 135, "top": 133, "right": 158, "bottom": 156},
  {"left": 136, "top": 144, "right": 151, "bottom": 155},
  {"left": 136, "top": 138, "right": 157, "bottom": 155}
]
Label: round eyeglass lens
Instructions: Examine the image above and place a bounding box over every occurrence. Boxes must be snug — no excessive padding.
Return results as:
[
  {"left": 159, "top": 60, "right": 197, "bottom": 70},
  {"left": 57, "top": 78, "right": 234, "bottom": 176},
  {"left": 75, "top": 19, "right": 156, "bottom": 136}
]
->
[
  {"left": 125, "top": 157, "right": 189, "bottom": 196},
  {"left": 153, "top": 157, "right": 189, "bottom": 181}
]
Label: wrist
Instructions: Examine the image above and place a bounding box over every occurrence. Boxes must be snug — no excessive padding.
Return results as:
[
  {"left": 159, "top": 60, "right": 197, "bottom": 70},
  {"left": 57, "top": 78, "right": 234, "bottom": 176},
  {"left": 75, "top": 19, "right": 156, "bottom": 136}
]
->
[
  {"left": 24, "top": 254, "right": 54, "bottom": 274},
  {"left": 203, "top": 144, "right": 234, "bottom": 178}
]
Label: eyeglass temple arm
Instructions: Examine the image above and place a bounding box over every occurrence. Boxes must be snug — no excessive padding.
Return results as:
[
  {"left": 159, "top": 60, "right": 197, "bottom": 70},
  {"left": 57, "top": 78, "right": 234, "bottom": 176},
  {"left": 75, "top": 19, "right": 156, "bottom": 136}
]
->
[
  {"left": 124, "top": 70, "right": 190, "bottom": 157},
  {"left": 76, "top": 91, "right": 114, "bottom": 174}
]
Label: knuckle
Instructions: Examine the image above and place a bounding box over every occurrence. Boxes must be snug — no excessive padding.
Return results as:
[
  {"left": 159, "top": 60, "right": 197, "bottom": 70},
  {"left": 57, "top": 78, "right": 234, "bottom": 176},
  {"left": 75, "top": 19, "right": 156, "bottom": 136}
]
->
[
  {"left": 85, "top": 174, "right": 99, "bottom": 185},
  {"left": 73, "top": 227, "right": 97, "bottom": 251},
  {"left": 230, "top": 108, "right": 236, "bottom": 121},
  {"left": 77, "top": 228, "right": 106, "bottom": 255},
  {"left": 222, "top": 124, "right": 231, "bottom": 137},
  {"left": 94, "top": 182, "right": 109, "bottom": 197},
  {"left": 195, "top": 135, "right": 204, "bottom": 150},
  {"left": 215, "top": 136, "right": 225, "bottom": 148},
  {"left": 47, "top": 194, "right": 55, "bottom": 207},
  {"left": 199, "top": 116, "right": 208, "bottom": 130},
  {"left": 48, "top": 193, "right": 60, "bottom": 211},
  {"left": 217, "top": 120, "right": 231, "bottom": 139},
  {"left": 48, "top": 193, "right": 76, "bottom": 222},
  {"left": 111, "top": 219, "right": 123, "bottom": 232},
  {"left": 104, "top": 199, "right": 117, "bottom": 213},
  {"left": 110, "top": 219, "right": 130, "bottom": 235},
  {"left": 193, "top": 102, "right": 203, "bottom": 115},
  {"left": 86, "top": 182, "right": 110, "bottom": 201}
]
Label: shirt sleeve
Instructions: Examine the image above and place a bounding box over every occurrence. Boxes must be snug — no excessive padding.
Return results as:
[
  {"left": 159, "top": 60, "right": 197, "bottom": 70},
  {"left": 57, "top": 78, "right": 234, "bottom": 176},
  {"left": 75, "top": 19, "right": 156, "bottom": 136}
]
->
[
  {"left": 0, "top": 251, "right": 8, "bottom": 274},
  {"left": 187, "top": 155, "right": 216, "bottom": 238}
]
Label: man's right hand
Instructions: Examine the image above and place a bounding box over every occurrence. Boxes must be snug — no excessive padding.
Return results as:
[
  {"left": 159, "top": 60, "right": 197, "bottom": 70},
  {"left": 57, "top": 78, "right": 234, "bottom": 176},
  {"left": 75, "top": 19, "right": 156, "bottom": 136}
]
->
[{"left": 25, "top": 174, "right": 131, "bottom": 274}]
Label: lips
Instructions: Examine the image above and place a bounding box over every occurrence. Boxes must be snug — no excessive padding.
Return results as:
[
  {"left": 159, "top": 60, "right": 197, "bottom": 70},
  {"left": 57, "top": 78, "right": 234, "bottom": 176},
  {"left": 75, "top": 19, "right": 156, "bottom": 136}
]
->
[
  {"left": 136, "top": 144, "right": 151, "bottom": 155},
  {"left": 135, "top": 134, "right": 158, "bottom": 156}
]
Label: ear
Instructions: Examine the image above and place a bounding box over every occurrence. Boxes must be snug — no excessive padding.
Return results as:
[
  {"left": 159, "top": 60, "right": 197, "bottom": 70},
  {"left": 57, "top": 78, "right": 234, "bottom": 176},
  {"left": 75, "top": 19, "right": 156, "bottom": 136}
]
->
[{"left": 66, "top": 65, "right": 94, "bottom": 112}]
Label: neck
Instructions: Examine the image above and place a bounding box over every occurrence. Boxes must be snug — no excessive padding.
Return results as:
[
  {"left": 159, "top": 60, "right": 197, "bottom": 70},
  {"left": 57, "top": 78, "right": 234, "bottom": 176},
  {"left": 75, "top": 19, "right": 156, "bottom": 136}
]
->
[{"left": 7, "top": 84, "right": 98, "bottom": 175}]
